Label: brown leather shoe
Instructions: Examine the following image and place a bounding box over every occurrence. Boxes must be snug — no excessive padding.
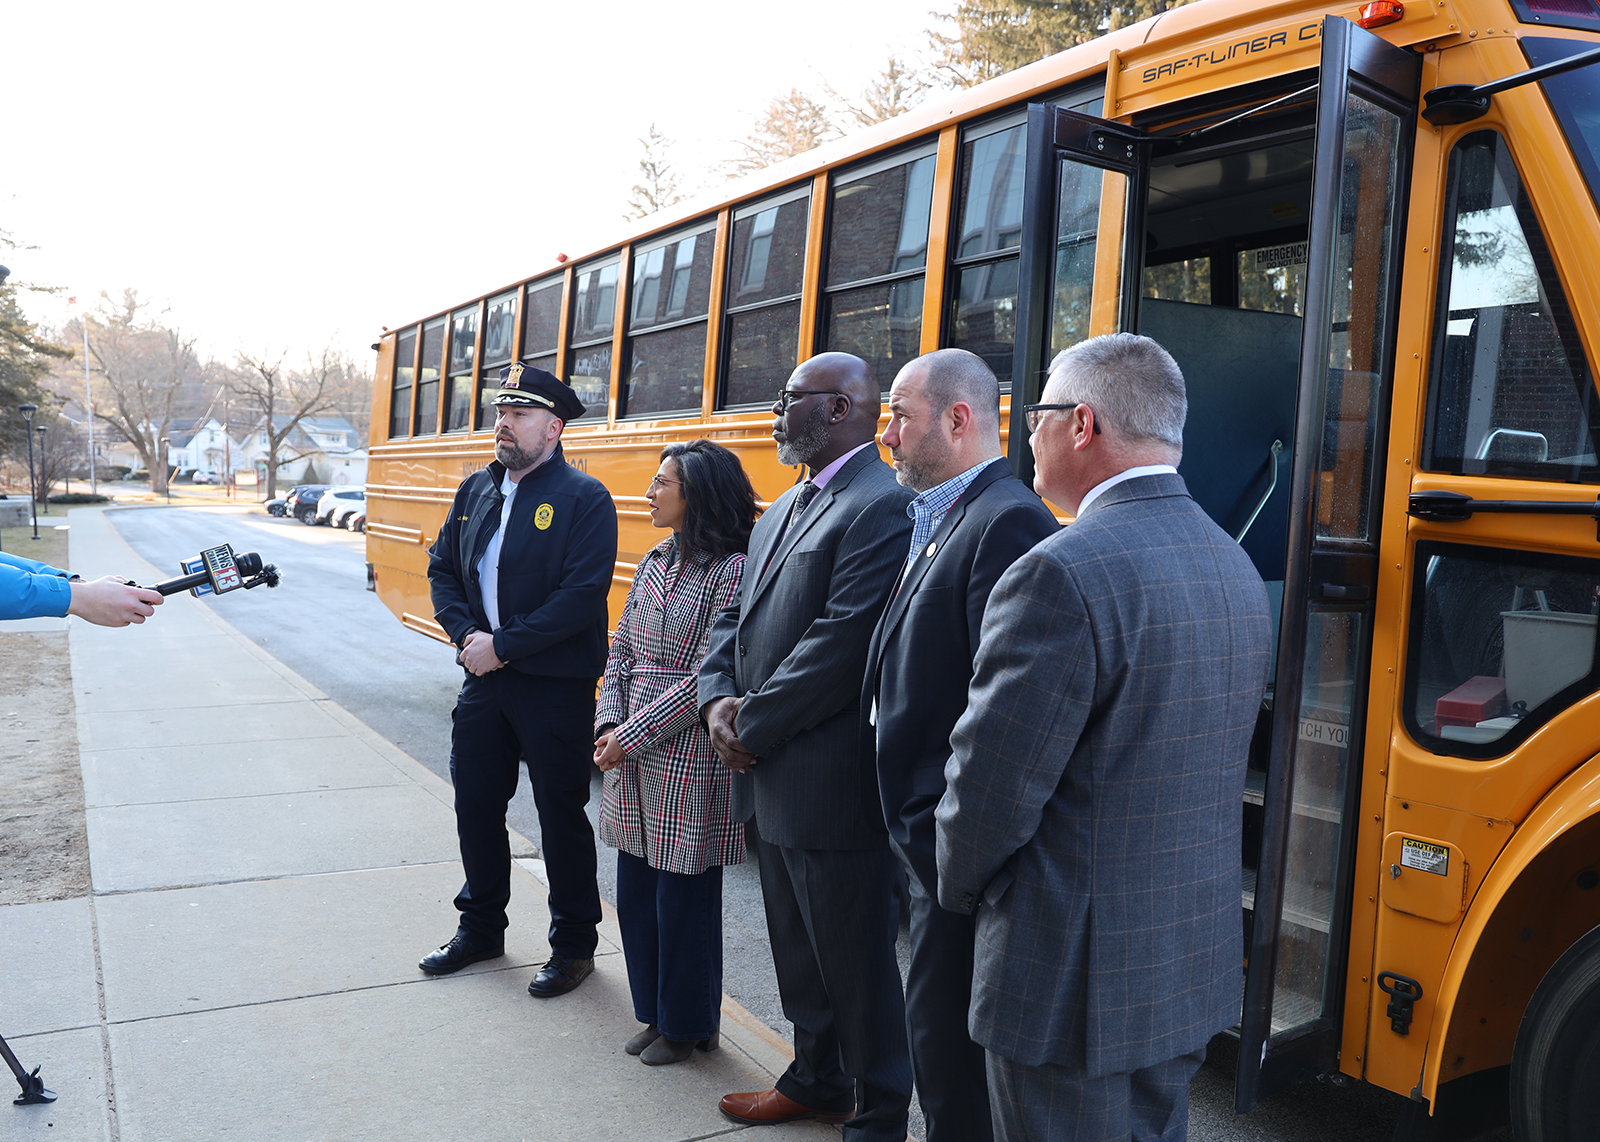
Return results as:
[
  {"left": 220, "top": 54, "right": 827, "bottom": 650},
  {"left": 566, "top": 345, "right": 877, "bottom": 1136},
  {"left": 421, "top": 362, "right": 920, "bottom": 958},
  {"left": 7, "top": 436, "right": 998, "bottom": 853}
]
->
[{"left": 718, "top": 1088, "right": 854, "bottom": 1125}]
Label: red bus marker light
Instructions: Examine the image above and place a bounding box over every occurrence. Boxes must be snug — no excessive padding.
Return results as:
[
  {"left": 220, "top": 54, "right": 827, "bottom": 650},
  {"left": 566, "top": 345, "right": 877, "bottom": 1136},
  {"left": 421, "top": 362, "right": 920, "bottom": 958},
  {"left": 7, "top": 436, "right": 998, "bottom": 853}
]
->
[{"left": 1358, "top": 1, "right": 1404, "bottom": 27}]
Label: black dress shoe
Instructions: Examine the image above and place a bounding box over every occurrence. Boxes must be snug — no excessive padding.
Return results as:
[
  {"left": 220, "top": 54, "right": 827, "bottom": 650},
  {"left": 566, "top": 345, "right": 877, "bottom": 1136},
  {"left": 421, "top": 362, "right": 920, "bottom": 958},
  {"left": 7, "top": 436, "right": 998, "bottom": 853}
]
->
[
  {"left": 418, "top": 932, "right": 504, "bottom": 975},
  {"left": 527, "top": 954, "right": 594, "bottom": 997}
]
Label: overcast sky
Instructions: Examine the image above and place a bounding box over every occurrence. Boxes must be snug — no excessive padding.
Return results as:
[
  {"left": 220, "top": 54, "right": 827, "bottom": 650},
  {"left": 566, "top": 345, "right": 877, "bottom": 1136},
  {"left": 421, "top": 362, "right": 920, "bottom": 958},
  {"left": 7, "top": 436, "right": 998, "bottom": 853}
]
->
[{"left": 4, "top": 0, "right": 941, "bottom": 369}]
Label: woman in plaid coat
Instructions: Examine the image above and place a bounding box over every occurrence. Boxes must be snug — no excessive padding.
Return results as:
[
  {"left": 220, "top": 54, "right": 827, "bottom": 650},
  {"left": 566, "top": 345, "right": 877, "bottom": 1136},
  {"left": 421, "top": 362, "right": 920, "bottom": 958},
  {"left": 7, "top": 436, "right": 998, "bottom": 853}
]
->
[{"left": 593, "top": 439, "right": 759, "bottom": 1067}]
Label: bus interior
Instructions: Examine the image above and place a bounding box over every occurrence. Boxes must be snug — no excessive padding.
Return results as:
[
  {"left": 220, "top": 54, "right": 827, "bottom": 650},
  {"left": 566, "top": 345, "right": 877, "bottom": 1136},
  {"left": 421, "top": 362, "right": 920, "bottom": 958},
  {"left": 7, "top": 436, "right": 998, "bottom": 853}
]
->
[{"left": 1128, "top": 85, "right": 1321, "bottom": 991}]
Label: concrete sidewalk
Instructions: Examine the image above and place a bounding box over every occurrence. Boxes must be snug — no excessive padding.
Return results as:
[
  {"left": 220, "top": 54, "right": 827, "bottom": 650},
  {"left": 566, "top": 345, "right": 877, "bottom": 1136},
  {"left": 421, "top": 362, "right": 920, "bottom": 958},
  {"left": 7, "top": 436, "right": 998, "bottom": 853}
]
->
[{"left": 3, "top": 508, "right": 834, "bottom": 1141}]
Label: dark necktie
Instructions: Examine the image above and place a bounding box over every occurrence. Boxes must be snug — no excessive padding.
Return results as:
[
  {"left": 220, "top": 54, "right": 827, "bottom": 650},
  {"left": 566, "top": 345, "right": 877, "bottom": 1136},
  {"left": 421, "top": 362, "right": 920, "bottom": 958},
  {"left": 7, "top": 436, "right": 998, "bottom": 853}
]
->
[
  {"left": 765, "top": 481, "right": 818, "bottom": 574},
  {"left": 787, "top": 481, "right": 819, "bottom": 531}
]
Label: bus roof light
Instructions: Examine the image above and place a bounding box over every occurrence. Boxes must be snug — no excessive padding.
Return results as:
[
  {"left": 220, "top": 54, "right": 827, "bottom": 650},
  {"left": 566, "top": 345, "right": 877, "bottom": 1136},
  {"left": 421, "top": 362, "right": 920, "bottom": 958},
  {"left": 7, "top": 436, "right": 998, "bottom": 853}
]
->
[{"left": 1358, "top": 1, "right": 1405, "bottom": 27}]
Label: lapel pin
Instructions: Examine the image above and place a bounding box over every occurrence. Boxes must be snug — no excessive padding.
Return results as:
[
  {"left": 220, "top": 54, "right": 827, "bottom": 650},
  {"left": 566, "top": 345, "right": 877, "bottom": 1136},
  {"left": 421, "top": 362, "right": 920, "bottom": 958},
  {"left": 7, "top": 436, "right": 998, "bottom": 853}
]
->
[{"left": 926, "top": 542, "right": 937, "bottom": 557}]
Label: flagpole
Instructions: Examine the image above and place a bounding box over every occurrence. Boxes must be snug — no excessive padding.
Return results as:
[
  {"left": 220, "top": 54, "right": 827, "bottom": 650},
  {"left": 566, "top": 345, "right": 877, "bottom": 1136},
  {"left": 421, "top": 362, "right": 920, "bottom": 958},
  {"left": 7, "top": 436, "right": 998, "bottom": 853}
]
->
[{"left": 75, "top": 298, "right": 97, "bottom": 495}]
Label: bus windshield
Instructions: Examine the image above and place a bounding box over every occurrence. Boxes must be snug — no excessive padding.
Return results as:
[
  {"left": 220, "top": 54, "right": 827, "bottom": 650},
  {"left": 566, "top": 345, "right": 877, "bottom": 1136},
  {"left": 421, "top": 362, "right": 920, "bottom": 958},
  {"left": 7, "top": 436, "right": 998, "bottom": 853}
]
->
[{"left": 1526, "top": 37, "right": 1600, "bottom": 210}]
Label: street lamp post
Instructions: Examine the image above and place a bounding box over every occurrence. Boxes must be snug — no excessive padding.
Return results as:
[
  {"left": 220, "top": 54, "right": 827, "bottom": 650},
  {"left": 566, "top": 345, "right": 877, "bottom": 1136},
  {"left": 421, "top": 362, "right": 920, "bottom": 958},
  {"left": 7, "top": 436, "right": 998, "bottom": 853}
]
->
[
  {"left": 161, "top": 437, "right": 171, "bottom": 504},
  {"left": 36, "top": 426, "right": 48, "bottom": 513},
  {"left": 17, "top": 404, "right": 40, "bottom": 540}
]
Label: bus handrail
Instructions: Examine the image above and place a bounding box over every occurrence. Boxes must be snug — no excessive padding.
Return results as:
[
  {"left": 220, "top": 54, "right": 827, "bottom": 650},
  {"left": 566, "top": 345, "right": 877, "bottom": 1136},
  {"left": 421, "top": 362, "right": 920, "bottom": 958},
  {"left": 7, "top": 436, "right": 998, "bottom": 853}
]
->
[{"left": 1235, "top": 439, "right": 1285, "bottom": 545}]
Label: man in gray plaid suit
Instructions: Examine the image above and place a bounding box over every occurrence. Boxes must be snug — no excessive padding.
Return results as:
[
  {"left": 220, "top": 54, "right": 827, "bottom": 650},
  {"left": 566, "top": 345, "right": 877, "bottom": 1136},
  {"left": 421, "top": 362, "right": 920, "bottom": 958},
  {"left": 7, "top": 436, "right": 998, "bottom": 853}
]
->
[{"left": 935, "top": 333, "right": 1271, "bottom": 1142}]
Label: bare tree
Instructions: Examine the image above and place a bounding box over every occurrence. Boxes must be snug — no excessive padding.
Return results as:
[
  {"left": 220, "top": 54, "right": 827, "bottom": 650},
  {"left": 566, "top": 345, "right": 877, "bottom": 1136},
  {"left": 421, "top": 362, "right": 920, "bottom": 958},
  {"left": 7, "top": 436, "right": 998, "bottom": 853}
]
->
[
  {"left": 731, "top": 88, "right": 837, "bottom": 174},
  {"left": 626, "top": 123, "right": 686, "bottom": 221},
  {"left": 34, "top": 414, "right": 89, "bottom": 500},
  {"left": 78, "top": 290, "right": 198, "bottom": 494},
  {"left": 231, "top": 348, "right": 338, "bottom": 499},
  {"left": 315, "top": 352, "right": 373, "bottom": 440},
  {"left": 827, "top": 56, "right": 930, "bottom": 129}
]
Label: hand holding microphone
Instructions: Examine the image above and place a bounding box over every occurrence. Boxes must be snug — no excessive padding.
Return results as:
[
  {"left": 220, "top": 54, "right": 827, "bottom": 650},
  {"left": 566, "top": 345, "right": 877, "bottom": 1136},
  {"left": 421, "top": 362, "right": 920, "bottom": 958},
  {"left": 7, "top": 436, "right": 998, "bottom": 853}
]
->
[
  {"left": 67, "top": 577, "right": 164, "bottom": 627},
  {"left": 129, "top": 543, "right": 283, "bottom": 598}
]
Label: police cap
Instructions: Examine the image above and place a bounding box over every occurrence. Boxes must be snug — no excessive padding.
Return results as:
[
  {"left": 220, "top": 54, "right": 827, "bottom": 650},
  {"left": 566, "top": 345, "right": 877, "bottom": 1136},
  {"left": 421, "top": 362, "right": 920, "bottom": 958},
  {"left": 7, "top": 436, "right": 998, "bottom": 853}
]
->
[{"left": 488, "top": 363, "right": 587, "bottom": 421}]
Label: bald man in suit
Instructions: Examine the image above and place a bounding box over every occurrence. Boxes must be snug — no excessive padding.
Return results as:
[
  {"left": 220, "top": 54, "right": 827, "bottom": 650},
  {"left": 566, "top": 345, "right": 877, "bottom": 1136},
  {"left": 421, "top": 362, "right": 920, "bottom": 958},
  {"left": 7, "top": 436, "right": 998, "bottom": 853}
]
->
[
  {"left": 865, "top": 348, "right": 1057, "bottom": 1142},
  {"left": 700, "top": 353, "right": 914, "bottom": 1139}
]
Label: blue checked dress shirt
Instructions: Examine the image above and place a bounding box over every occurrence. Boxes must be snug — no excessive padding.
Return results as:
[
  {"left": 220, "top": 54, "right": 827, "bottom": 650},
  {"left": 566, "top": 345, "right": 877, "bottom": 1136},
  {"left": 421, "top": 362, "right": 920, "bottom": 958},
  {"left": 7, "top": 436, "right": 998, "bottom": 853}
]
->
[{"left": 903, "top": 457, "right": 1004, "bottom": 574}]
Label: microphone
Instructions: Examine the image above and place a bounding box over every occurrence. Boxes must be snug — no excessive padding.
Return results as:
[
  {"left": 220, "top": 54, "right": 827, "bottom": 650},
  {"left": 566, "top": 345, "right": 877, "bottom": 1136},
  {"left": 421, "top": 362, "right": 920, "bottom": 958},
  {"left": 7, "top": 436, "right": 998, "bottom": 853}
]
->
[{"left": 135, "top": 544, "right": 283, "bottom": 597}]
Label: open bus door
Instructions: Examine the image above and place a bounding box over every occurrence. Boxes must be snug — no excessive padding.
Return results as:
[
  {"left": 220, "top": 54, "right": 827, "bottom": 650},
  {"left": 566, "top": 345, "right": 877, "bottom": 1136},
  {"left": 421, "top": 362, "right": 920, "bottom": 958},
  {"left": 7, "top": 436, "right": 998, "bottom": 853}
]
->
[
  {"left": 1007, "top": 102, "right": 1149, "bottom": 485},
  {"left": 1010, "top": 15, "right": 1420, "bottom": 1110},
  {"left": 1237, "top": 18, "right": 1419, "bottom": 1109}
]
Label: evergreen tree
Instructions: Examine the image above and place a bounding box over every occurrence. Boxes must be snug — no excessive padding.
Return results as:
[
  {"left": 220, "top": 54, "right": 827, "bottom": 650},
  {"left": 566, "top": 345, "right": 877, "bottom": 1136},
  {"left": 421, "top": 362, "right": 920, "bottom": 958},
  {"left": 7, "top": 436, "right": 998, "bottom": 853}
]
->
[
  {"left": 0, "top": 235, "right": 72, "bottom": 477},
  {"left": 931, "top": 0, "right": 1198, "bottom": 86},
  {"left": 626, "top": 124, "right": 685, "bottom": 220}
]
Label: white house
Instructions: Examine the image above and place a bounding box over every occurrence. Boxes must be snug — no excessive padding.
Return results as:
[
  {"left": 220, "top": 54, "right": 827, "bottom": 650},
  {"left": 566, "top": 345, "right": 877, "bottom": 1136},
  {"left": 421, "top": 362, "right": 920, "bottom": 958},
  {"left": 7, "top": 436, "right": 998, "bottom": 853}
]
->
[
  {"left": 238, "top": 415, "right": 368, "bottom": 486},
  {"left": 166, "top": 418, "right": 244, "bottom": 479}
]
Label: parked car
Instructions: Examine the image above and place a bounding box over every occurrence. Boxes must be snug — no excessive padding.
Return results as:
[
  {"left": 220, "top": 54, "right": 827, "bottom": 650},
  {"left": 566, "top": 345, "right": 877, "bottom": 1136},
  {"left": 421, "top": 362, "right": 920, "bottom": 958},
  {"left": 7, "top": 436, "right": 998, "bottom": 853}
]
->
[
  {"left": 192, "top": 471, "right": 221, "bottom": 485},
  {"left": 329, "top": 493, "right": 365, "bottom": 529},
  {"left": 286, "top": 484, "right": 330, "bottom": 524},
  {"left": 315, "top": 485, "right": 365, "bottom": 527},
  {"left": 345, "top": 505, "right": 366, "bottom": 532},
  {"left": 265, "top": 497, "right": 288, "bottom": 517}
]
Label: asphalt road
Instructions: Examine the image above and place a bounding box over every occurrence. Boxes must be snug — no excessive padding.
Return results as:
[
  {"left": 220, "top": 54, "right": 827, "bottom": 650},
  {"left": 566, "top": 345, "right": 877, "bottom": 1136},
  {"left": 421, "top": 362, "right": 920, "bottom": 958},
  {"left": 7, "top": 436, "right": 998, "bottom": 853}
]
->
[{"left": 102, "top": 503, "right": 1503, "bottom": 1142}]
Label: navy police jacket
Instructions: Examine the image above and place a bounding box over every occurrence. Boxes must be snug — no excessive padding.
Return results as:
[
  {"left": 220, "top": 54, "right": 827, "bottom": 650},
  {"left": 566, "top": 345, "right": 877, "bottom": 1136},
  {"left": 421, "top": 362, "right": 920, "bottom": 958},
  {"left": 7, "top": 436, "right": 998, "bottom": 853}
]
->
[{"left": 428, "top": 444, "right": 618, "bottom": 678}]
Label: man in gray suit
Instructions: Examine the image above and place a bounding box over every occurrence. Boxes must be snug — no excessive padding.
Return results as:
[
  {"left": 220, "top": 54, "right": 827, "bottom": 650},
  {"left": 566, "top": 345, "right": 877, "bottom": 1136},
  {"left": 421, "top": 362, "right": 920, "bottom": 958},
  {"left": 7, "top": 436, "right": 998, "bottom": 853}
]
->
[
  {"left": 700, "top": 352, "right": 914, "bottom": 1138},
  {"left": 936, "top": 333, "right": 1271, "bottom": 1142}
]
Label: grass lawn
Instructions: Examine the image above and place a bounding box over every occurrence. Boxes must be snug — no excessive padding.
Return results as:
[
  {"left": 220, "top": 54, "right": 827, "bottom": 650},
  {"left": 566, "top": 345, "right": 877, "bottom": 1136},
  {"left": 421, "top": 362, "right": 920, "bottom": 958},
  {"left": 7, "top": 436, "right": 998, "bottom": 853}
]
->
[{"left": 2, "top": 503, "right": 72, "bottom": 567}]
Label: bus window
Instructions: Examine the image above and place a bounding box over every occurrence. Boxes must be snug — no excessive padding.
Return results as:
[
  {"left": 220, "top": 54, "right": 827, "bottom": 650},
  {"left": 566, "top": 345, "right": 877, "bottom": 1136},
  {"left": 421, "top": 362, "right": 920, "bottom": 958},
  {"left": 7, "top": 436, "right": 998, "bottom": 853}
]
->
[
  {"left": 948, "top": 120, "right": 1025, "bottom": 386},
  {"left": 821, "top": 147, "right": 937, "bottom": 388},
  {"left": 389, "top": 326, "right": 417, "bottom": 438},
  {"left": 568, "top": 257, "right": 620, "bottom": 419},
  {"left": 1424, "top": 131, "right": 1600, "bottom": 482},
  {"left": 1525, "top": 37, "right": 1600, "bottom": 211},
  {"left": 623, "top": 221, "right": 715, "bottom": 418},
  {"left": 1238, "top": 242, "right": 1307, "bottom": 317},
  {"left": 415, "top": 317, "right": 444, "bottom": 436},
  {"left": 1049, "top": 157, "right": 1121, "bottom": 357},
  {"left": 722, "top": 187, "right": 810, "bottom": 407},
  {"left": 1405, "top": 541, "right": 1600, "bottom": 756},
  {"left": 475, "top": 291, "right": 516, "bottom": 429},
  {"left": 444, "top": 305, "right": 477, "bottom": 433},
  {"left": 519, "top": 274, "right": 564, "bottom": 388},
  {"left": 1143, "top": 256, "right": 1211, "bottom": 305}
]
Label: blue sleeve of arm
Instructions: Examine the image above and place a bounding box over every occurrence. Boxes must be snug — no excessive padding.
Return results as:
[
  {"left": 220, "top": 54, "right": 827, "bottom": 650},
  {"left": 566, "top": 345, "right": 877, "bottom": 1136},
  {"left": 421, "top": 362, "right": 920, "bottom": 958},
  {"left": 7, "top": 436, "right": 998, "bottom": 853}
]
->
[{"left": 0, "top": 553, "right": 73, "bottom": 620}]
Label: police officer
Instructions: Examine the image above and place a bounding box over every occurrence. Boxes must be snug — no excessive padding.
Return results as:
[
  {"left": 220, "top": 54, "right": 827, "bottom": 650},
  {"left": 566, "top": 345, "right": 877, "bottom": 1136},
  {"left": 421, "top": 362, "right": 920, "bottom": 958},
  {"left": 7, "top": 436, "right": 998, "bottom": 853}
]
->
[{"left": 421, "top": 364, "right": 619, "bottom": 998}]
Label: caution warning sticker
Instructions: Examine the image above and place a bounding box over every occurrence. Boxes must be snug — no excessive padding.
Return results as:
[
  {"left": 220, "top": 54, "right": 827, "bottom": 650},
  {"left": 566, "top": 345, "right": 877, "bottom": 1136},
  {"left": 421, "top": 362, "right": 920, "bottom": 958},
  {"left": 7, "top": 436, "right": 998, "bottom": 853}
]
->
[{"left": 1400, "top": 838, "right": 1450, "bottom": 877}]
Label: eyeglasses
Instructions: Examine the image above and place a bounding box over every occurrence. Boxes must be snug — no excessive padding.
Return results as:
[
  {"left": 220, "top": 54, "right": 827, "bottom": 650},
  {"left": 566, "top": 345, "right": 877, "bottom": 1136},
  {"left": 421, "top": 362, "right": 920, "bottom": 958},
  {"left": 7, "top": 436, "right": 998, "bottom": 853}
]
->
[
  {"left": 1024, "top": 403, "right": 1102, "bottom": 435},
  {"left": 647, "top": 475, "right": 680, "bottom": 492},
  {"left": 774, "top": 388, "right": 844, "bottom": 411}
]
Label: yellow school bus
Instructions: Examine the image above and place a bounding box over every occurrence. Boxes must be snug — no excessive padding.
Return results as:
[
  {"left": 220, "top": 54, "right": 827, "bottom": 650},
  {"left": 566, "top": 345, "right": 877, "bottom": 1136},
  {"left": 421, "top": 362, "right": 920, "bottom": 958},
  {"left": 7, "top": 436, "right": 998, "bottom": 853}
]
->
[{"left": 366, "top": 0, "right": 1600, "bottom": 1135}]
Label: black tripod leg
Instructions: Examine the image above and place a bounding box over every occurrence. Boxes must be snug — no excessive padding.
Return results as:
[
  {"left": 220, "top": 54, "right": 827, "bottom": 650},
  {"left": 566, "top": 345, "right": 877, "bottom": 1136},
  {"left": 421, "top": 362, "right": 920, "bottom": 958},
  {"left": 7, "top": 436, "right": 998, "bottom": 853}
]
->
[{"left": 0, "top": 1032, "right": 57, "bottom": 1106}]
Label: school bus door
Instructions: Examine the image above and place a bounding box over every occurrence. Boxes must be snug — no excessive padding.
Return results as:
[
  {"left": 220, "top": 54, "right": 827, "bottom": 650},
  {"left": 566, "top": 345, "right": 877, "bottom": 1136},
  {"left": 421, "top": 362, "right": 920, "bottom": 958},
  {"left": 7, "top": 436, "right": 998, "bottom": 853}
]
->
[
  {"left": 1008, "top": 16, "right": 1422, "bottom": 1110},
  {"left": 1236, "top": 18, "right": 1420, "bottom": 1110}
]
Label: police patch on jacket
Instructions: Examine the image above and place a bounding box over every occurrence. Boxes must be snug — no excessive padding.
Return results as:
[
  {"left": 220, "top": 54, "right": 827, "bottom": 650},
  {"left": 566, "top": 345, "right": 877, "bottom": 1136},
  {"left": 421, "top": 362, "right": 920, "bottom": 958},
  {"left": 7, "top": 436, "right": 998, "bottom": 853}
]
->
[{"left": 535, "top": 503, "right": 554, "bottom": 530}]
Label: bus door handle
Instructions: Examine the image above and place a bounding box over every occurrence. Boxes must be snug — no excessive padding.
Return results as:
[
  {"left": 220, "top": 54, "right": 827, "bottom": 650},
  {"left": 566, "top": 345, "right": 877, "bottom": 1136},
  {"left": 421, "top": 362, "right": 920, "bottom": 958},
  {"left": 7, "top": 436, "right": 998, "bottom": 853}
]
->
[
  {"left": 1377, "top": 972, "right": 1423, "bottom": 1036},
  {"left": 1409, "top": 490, "right": 1600, "bottom": 539},
  {"left": 1318, "top": 583, "right": 1369, "bottom": 600}
]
